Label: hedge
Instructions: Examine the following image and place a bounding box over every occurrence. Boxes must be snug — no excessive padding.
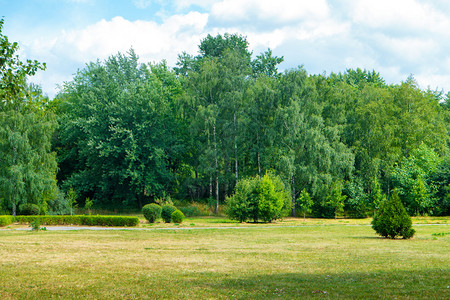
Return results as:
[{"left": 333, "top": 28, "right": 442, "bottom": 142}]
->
[
  {"left": 0, "top": 215, "right": 139, "bottom": 227},
  {"left": 0, "top": 215, "right": 14, "bottom": 226}
]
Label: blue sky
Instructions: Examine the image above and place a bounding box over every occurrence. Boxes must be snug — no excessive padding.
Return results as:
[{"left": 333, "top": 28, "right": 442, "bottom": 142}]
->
[{"left": 2, "top": 0, "right": 450, "bottom": 97}]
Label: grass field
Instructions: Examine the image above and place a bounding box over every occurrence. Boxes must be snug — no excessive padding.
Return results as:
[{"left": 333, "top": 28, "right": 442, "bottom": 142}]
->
[{"left": 0, "top": 218, "right": 449, "bottom": 299}]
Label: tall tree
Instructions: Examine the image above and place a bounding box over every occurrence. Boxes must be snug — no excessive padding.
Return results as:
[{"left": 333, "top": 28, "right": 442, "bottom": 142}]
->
[
  {"left": 56, "top": 50, "right": 185, "bottom": 208},
  {"left": 274, "top": 68, "right": 354, "bottom": 217},
  {"left": 0, "top": 19, "right": 57, "bottom": 216}
]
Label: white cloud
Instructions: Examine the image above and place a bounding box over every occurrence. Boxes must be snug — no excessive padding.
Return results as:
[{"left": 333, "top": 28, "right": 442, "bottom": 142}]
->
[
  {"left": 22, "top": 12, "right": 209, "bottom": 96},
  {"left": 133, "top": 0, "right": 152, "bottom": 9},
  {"left": 373, "top": 34, "right": 438, "bottom": 64},
  {"left": 174, "top": 0, "right": 218, "bottom": 10},
  {"left": 415, "top": 73, "right": 450, "bottom": 92},
  {"left": 350, "top": 0, "right": 450, "bottom": 37},
  {"left": 13, "top": 0, "right": 450, "bottom": 98},
  {"left": 211, "top": 0, "right": 329, "bottom": 23}
]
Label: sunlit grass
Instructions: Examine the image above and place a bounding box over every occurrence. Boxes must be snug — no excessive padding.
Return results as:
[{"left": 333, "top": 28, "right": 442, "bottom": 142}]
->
[{"left": 0, "top": 218, "right": 449, "bottom": 299}]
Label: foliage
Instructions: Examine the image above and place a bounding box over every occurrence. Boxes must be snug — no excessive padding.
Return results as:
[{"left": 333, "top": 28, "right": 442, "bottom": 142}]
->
[
  {"left": 46, "top": 189, "right": 71, "bottom": 215},
  {"left": 391, "top": 144, "right": 440, "bottom": 215},
  {"left": 178, "top": 205, "right": 202, "bottom": 217},
  {"left": 30, "top": 218, "right": 46, "bottom": 231},
  {"left": 171, "top": 209, "right": 185, "bottom": 223},
  {"left": 326, "top": 180, "right": 347, "bottom": 218},
  {"left": 55, "top": 50, "right": 185, "bottom": 208},
  {"left": 161, "top": 205, "right": 177, "bottom": 223},
  {"left": 296, "top": 189, "right": 313, "bottom": 218},
  {"left": 15, "top": 215, "right": 139, "bottom": 227},
  {"left": 0, "top": 215, "right": 14, "bottom": 226},
  {"left": 226, "top": 177, "right": 256, "bottom": 222},
  {"left": 18, "top": 203, "right": 40, "bottom": 215},
  {"left": 226, "top": 173, "right": 290, "bottom": 223},
  {"left": 7, "top": 31, "right": 442, "bottom": 216},
  {"left": 429, "top": 156, "right": 450, "bottom": 215},
  {"left": 0, "top": 19, "right": 57, "bottom": 217},
  {"left": 84, "top": 197, "right": 93, "bottom": 215},
  {"left": 372, "top": 191, "right": 415, "bottom": 239},
  {"left": 66, "top": 187, "right": 78, "bottom": 216},
  {"left": 142, "top": 203, "right": 162, "bottom": 223}
]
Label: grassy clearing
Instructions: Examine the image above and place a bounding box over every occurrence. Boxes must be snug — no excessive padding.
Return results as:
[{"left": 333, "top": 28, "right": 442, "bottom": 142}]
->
[{"left": 0, "top": 219, "right": 449, "bottom": 299}]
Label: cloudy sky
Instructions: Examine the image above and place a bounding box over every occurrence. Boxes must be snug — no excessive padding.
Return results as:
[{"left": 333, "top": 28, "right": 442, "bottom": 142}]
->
[{"left": 2, "top": 0, "right": 450, "bottom": 98}]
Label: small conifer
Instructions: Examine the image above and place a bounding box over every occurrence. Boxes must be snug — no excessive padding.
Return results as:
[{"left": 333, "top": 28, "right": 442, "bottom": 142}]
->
[{"left": 372, "top": 191, "right": 415, "bottom": 239}]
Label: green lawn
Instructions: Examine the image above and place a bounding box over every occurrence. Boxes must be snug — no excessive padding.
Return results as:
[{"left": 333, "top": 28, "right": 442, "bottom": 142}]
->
[{"left": 0, "top": 219, "right": 449, "bottom": 299}]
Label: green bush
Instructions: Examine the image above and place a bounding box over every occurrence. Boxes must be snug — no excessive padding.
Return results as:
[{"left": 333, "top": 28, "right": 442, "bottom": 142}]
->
[
  {"left": 19, "top": 203, "right": 40, "bottom": 215},
  {"left": 178, "top": 205, "right": 202, "bottom": 217},
  {"left": 226, "top": 173, "right": 291, "bottom": 223},
  {"left": 372, "top": 191, "right": 415, "bottom": 239},
  {"left": 0, "top": 215, "right": 14, "bottom": 226},
  {"left": 171, "top": 209, "right": 185, "bottom": 223},
  {"left": 142, "top": 203, "right": 162, "bottom": 223},
  {"left": 14, "top": 215, "right": 139, "bottom": 227},
  {"left": 161, "top": 205, "right": 177, "bottom": 223}
]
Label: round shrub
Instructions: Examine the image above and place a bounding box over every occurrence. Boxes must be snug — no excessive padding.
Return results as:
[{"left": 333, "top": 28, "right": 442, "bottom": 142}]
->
[
  {"left": 372, "top": 191, "right": 415, "bottom": 239},
  {"left": 142, "top": 203, "right": 162, "bottom": 223},
  {"left": 161, "top": 205, "right": 177, "bottom": 223},
  {"left": 226, "top": 173, "right": 291, "bottom": 223},
  {"left": 171, "top": 209, "right": 185, "bottom": 223},
  {"left": 19, "top": 203, "right": 40, "bottom": 215}
]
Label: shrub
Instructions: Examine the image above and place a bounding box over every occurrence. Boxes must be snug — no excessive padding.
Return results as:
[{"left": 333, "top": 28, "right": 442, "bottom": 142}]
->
[
  {"left": 0, "top": 215, "right": 14, "bottom": 226},
  {"left": 372, "top": 191, "right": 415, "bottom": 239},
  {"left": 178, "top": 205, "right": 202, "bottom": 217},
  {"left": 161, "top": 205, "right": 177, "bottom": 223},
  {"left": 142, "top": 203, "right": 162, "bottom": 223},
  {"left": 30, "top": 218, "right": 46, "bottom": 231},
  {"left": 14, "top": 215, "right": 139, "bottom": 227},
  {"left": 226, "top": 173, "right": 291, "bottom": 223},
  {"left": 226, "top": 177, "right": 256, "bottom": 222},
  {"left": 171, "top": 209, "right": 185, "bottom": 223},
  {"left": 19, "top": 203, "right": 40, "bottom": 215}
]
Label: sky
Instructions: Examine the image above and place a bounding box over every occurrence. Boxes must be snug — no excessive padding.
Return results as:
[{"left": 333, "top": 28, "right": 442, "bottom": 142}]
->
[{"left": 2, "top": 0, "right": 450, "bottom": 98}]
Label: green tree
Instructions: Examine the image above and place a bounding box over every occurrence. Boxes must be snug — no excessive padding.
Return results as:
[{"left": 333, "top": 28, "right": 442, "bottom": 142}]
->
[
  {"left": 84, "top": 197, "right": 93, "bottom": 215},
  {"left": 274, "top": 69, "right": 354, "bottom": 217},
  {"left": 391, "top": 144, "right": 440, "bottom": 215},
  {"left": 372, "top": 191, "right": 415, "bottom": 239},
  {"left": 296, "top": 189, "right": 313, "bottom": 219},
  {"left": 251, "top": 48, "right": 284, "bottom": 77},
  {"left": 66, "top": 187, "right": 77, "bottom": 216},
  {"left": 0, "top": 19, "right": 57, "bottom": 216},
  {"left": 226, "top": 173, "right": 290, "bottom": 223},
  {"left": 429, "top": 156, "right": 450, "bottom": 215},
  {"left": 181, "top": 33, "right": 254, "bottom": 211},
  {"left": 326, "top": 180, "right": 347, "bottom": 218},
  {"left": 56, "top": 51, "right": 186, "bottom": 208}
]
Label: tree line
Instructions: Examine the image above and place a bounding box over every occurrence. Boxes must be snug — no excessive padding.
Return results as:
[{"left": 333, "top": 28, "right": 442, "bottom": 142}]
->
[{"left": 1, "top": 24, "right": 449, "bottom": 217}]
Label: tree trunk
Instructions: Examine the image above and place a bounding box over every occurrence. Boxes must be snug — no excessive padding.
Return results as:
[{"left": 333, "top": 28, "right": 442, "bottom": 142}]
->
[
  {"left": 257, "top": 133, "right": 261, "bottom": 176},
  {"left": 213, "top": 124, "right": 219, "bottom": 214},
  {"left": 11, "top": 194, "right": 16, "bottom": 218},
  {"left": 257, "top": 152, "right": 261, "bottom": 176},
  {"left": 209, "top": 176, "right": 213, "bottom": 199},
  {"left": 12, "top": 114, "right": 18, "bottom": 217},
  {"left": 234, "top": 112, "right": 238, "bottom": 183},
  {"left": 291, "top": 174, "right": 296, "bottom": 217}
]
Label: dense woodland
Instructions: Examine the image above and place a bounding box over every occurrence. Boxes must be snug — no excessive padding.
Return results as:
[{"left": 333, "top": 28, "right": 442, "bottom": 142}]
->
[{"left": 1, "top": 22, "right": 450, "bottom": 217}]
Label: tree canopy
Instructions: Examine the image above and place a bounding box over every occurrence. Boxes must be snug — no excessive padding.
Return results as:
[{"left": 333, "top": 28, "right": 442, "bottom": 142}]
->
[{"left": 1, "top": 23, "right": 449, "bottom": 217}]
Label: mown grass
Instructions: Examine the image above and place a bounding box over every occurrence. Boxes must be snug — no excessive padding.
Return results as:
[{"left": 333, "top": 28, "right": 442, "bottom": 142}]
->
[{"left": 0, "top": 219, "right": 449, "bottom": 299}]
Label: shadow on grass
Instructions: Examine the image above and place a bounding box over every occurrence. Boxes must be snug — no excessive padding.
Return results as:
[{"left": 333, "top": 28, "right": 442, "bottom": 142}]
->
[{"left": 193, "top": 269, "right": 449, "bottom": 299}]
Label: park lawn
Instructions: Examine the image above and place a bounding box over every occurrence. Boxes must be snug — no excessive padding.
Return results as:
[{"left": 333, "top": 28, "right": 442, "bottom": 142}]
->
[{"left": 0, "top": 221, "right": 449, "bottom": 299}]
